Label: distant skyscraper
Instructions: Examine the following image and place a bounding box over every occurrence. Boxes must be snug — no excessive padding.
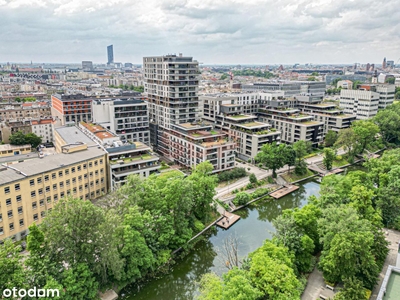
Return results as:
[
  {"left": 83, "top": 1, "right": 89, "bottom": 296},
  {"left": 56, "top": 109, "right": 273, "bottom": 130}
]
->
[
  {"left": 107, "top": 45, "right": 114, "bottom": 65},
  {"left": 382, "top": 57, "right": 386, "bottom": 69}
]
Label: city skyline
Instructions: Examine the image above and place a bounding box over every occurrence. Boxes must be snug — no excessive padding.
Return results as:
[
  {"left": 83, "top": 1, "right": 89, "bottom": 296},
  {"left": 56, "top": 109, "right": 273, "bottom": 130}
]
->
[{"left": 1, "top": 0, "right": 399, "bottom": 64}]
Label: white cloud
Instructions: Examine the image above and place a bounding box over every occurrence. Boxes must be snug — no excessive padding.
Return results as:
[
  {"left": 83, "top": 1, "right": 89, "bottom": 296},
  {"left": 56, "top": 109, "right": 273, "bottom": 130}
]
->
[{"left": 0, "top": 0, "right": 399, "bottom": 64}]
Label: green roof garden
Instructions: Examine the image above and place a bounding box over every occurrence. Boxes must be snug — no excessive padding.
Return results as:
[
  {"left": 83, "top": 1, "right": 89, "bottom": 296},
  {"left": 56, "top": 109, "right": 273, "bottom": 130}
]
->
[{"left": 229, "top": 114, "right": 251, "bottom": 119}]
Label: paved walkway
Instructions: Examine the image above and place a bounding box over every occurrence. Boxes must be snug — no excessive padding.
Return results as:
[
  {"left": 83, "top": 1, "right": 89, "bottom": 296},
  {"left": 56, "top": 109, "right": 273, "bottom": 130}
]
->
[{"left": 301, "top": 265, "right": 336, "bottom": 300}]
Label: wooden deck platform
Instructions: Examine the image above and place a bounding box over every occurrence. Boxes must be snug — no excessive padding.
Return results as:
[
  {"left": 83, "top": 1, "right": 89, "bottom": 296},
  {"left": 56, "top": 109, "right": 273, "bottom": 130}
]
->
[
  {"left": 322, "top": 168, "right": 344, "bottom": 177},
  {"left": 216, "top": 211, "right": 241, "bottom": 229},
  {"left": 269, "top": 185, "right": 299, "bottom": 199}
]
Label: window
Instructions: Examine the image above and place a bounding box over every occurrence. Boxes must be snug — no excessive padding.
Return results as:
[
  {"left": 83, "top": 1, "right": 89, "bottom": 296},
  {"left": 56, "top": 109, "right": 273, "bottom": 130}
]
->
[
  {"left": 9, "top": 223, "right": 14, "bottom": 231},
  {"left": 65, "top": 169, "right": 69, "bottom": 175},
  {"left": 33, "top": 214, "right": 38, "bottom": 221},
  {"left": 101, "top": 187, "right": 105, "bottom": 193},
  {"left": 19, "top": 219, "right": 24, "bottom": 227},
  {"left": 37, "top": 177, "right": 42, "bottom": 184},
  {"left": 84, "top": 183, "right": 88, "bottom": 189},
  {"left": 90, "top": 181, "right": 94, "bottom": 187},
  {"left": 79, "top": 185, "right": 83, "bottom": 192},
  {"left": 73, "top": 187, "right": 77, "bottom": 194},
  {"left": 84, "top": 173, "right": 88, "bottom": 179},
  {"left": 67, "top": 190, "right": 71, "bottom": 196},
  {"left": 7, "top": 210, "right": 13, "bottom": 218},
  {"left": 14, "top": 184, "right": 20, "bottom": 191},
  {"left": 52, "top": 173, "right": 56, "bottom": 179},
  {"left": 72, "top": 177, "right": 76, "bottom": 184},
  {"left": 89, "top": 162, "right": 93, "bottom": 168},
  {"left": 100, "top": 159, "right": 103, "bottom": 164},
  {"left": 0, "top": 227, "right": 3, "bottom": 235},
  {"left": 100, "top": 168, "right": 104, "bottom": 174},
  {"left": 53, "top": 184, "right": 57, "bottom": 190},
  {"left": 66, "top": 179, "right": 70, "bottom": 186},
  {"left": 38, "top": 188, "right": 43, "bottom": 195},
  {"left": 95, "top": 179, "right": 99, "bottom": 185},
  {"left": 71, "top": 167, "right": 76, "bottom": 173},
  {"left": 85, "top": 194, "right": 89, "bottom": 199},
  {"left": 83, "top": 164, "right": 87, "bottom": 169},
  {"left": 94, "top": 160, "right": 98, "bottom": 166},
  {"left": 59, "top": 182, "right": 64, "bottom": 188},
  {"left": 60, "top": 192, "right": 65, "bottom": 198},
  {"left": 95, "top": 170, "right": 99, "bottom": 176},
  {"left": 16, "top": 195, "right": 21, "bottom": 202},
  {"left": 46, "top": 186, "right": 50, "bottom": 192},
  {"left": 78, "top": 175, "right": 82, "bottom": 181},
  {"left": 4, "top": 186, "right": 10, "bottom": 194},
  {"left": 39, "top": 200, "right": 44, "bottom": 207},
  {"left": 77, "top": 165, "right": 81, "bottom": 171},
  {"left": 29, "top": 179, "right": 35, "bottom": 186},
  {"left": 41, "top": 211, "right": 45, "bottom": 218},
  {"left": 54, "top": 194, "right": 58, "bottom": 201},
  {"left": 89, "top": 172, "right": 93, "bottom": 177},
  {"left": 44, "top": 175, "right": 49, "bottom": 181},
  {"left": 18, "top": 207, "right": 22, "bottom": 215},
  {"left": 47, "top": 196, "right": 51, "bottom": 203},
  {"left": 32, "top": 202, "right": 37, "bottom": 209},
  {"left": 90, "top": 191, "right": 94, "bottom": 198},
  {"left": 6, "top": 199, "right": 11, "bottom": 206},
  {"left": 58, "top": 171, "right": 63, "bottom": 177},
  {"left": 31, "top": 191, "right": 36, "bottom": 198}
]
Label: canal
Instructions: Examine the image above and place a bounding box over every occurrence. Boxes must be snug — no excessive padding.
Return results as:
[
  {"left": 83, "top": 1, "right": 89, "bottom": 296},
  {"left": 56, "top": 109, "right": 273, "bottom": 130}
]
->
[{"left": 121, "top": 179, "right": 321, "bottom": 300}]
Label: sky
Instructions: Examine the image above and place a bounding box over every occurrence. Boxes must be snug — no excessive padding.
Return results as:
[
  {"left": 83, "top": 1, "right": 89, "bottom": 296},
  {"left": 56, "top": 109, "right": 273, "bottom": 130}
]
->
[{"left": 1, "top": 0, "right": 399, "bottom": 65}]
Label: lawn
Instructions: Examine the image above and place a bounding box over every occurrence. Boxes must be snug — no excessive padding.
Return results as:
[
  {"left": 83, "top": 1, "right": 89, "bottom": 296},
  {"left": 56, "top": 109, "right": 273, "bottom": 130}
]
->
[
  {"left": 281, "top": 169, "right": 315, "bottom": 183},
  {"left": 230, "top": 115, "right": 248, "bottom": 119},
  {"left": 158, "top": 169, "right": 185, "bottom": 179},
  {"left": 332, "top": 158, "right": 350, "bottom": 168}
]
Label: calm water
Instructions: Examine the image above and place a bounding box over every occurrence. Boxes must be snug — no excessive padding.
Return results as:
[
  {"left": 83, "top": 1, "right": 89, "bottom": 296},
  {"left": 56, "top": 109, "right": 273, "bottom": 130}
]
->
[{"left": 121, "top": 179, "right": 321, "bottom": 300}]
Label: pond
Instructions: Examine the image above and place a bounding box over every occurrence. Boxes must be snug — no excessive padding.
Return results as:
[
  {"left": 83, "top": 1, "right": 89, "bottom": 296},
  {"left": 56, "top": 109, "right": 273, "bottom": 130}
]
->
[{"left": 121, "top": 179, "right": 321, "bottom": 300}]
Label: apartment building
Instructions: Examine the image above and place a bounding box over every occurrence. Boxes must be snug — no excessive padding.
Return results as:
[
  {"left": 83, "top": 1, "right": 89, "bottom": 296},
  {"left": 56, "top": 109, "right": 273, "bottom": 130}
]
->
[
  {"left": 78, "top": 122, "right": 159, "bottom": 188},
  {"left": 296, "top": 96, "right": 356, "bottom": 134},
  {"left": 359, "top": 84, "right": 395, "bottom": 109},
  {"left": 0, "top": 119, "right": 32, "bottom": 143},
  {"left": 242, "top": 81, "right": 326, "bottom": 97},
  {"left": 340, "top": 89, "right": 380, "bottom": 119},
  {"left": 144, "top": 54, "right": 235, "bottom": 171},
  {"left": 200, "top": 94, "right": 281, "bottom": 161},
  {"left": 0, "top": 145, "right": 107, "bottom": 241},
  {"left": 0, "top": 102, "right": 51, "bottom": 122},
  {"left": 31, "top": 118, "right": 55, "bottom": 144},
  {"left": 51, "top": 94, "right": 93, "bottom": 126},
  {"left": 258, "top": 102, "right": 324, "bottom": 146},
  {"left": 92, "top": 98, "right": 150, "bottom": 145}
]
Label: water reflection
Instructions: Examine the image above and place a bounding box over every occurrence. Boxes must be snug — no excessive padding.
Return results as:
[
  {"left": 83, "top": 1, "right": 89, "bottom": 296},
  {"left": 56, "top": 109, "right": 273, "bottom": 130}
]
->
[{"left": 123, "top": 179, "right": 320, "bottom": 300}]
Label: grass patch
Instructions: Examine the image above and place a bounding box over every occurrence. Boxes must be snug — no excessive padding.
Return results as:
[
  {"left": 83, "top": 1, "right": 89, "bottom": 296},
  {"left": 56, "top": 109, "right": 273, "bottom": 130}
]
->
[
  {"left": 332, "top": 158, "right": 350, "bottom": 168},
  {"left": 210, "top": 130, "right": 218, "bottom": 134},
  {"left": 281, "top": 169, "right": 315, "bottom": 183},
  {"left": 230, "top": 115, "right": 248, "bottom": 119},
  {"left": 158, "top": 169, "right": 184, "bottom": 179}
]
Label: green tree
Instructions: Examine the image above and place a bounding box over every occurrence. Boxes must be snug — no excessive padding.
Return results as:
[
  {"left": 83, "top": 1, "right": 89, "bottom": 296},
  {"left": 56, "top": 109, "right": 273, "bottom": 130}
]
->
[
  {"left": 334, "top": 277, "right": 367, "bottom": 300},
  {"left": 222, "top": 268, "right": 262, "bottom": 300},
  {"left": 331, "top": 78, "right": 342, "bottom": 88},
  {"left": 307, "top": 76, "right": 317, "bottom": 81},
  {"left": 249, "top": 241, "right": 301, "bottom": 299},
  {"left": 373, "top": 103, "right": 400, "bottom": 144},
  {"left": 9, "top": 131, "right": 27, "bottom": 145},
  {"left": 351, "top": 120, "right": 379, "bottom": 154},
  {"left": 249, "top": 173, "right": 257, "bottom": 185},
  {"left": 41, "top": 197, "right": 123, "bottom": 285},
  {"left": 385, "top": 77, "right": 395, "bottom": 84},
  {"left": 352, "top": 80, "right": 362, "bottom": 89},
  {"left": 293, "top": 140, "right": 308, "bottom": 175},
  {"left": 323, "top": 148, "right": 336, "bottom": 170},
  {"left": 324, "top": 130, "right": 338, "bottom": 147},
  {"left": 234, "top": 192, "right": 251, "bottom": 206},
  {"left": 376, "top": 166, "right": 400, "bottom": 227},
  {"left": 62, "top": 263, "right": 99, "bottom": 300},
  {"left": 311, "top": 72, "right": 319, "bottom": 76},
  {"left": 335, "top": 128, "right": 357, "bottom": 163},
  {"left": 220, "top": 74, "right": 228, "bottom": 80},
  {"left": 133, "top": 86, "right": 144, "bottom": 93},
  {"left": 198, "top": 273, "right": 222, "bottom": 300},
  {"left": 187, "top": 161, "right": 218, "bottom": 223},
  {"left": 255, "top": 142, "right": 289, "bottom": 178},
  {"left": 25, "top": 132, "right": 43, "bottom": 148},
  {"left": 0, "top": 239, "right": 27, "bottom": 295},
  {"left": 284, "top": 145, "right": 296, "bottom": 174}
]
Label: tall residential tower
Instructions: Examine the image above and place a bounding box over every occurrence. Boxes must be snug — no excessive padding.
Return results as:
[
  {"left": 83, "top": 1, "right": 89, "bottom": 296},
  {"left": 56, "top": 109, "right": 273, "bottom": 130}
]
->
[{"left": 107, "top": 45, "right": 114, "bottom": 65}]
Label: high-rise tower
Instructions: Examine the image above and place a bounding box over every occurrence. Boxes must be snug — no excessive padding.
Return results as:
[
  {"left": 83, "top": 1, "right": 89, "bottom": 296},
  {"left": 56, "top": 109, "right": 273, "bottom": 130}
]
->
[
  {"left": 107, "top": 45, "right": 114, "bottom": 65},
  {"left": 382, "top": 57, "right": 386, "bottom": 69},
  {"left": 143, "top": 54, "right": 235, "bottom": 171}
]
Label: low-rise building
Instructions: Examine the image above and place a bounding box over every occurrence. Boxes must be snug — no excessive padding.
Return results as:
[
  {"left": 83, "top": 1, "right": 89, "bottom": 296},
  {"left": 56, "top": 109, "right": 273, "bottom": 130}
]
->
[
  {"left": 340, "top": 89, "right": 380, "bottom": 120},
  {"left": 0, "top": 144, "right": 31, "bottom": 157},
  {"left": 31, "top": 118, "right": 55, "bottom": 144}
]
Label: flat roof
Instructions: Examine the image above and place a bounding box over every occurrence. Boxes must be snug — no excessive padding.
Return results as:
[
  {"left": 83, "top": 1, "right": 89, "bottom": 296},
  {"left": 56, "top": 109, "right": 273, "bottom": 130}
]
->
[
  {"left": 55, "top": 126, "right": 96, "bottom": 146},
  {"left": 0, "top": 144, "right": 31, "bottom": 151},
  {"left": 0, "top": 147, "right": 105, "bottom": 186},
  {"left": 383, "top": 269, "right": 400, "bottom": 300}
]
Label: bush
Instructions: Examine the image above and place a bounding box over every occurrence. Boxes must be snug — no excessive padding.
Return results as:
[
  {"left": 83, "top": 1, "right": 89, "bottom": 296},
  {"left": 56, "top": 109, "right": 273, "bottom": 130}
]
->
[
  {"left": 247, "top": 159, "right": 251, "bottom": 163},
  {"left": 267, "top": 176, "right": 275, "bottom": 184},
  {"left": 218, "top": 167, "right": 247, "bottom": 182},
  {"left": 251, "top": 188, "right": 270, "bottom": 199},
  {"left": 258, "top": 163, "right": 263, "bottom": 168},
  {"left": 247, "top": 167, "right": 251, "bottom": 171},
  {"left": 246, "top": 183, "right": 254, "bottom": 190},
  {"left": 233, "top": 192, "right": 251, "bottom": 206},
  {"left": 249, "top": 173, "right": 258, "bottom": 184},
  {"left": 232, "top": 189, "right": 238, "bottom": 194},
  {"left": 193, "top": 219, "right": 205, "bottom": 233},
  {"left": 336, "top": 155, "right": 343, "bottom": 161}
]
